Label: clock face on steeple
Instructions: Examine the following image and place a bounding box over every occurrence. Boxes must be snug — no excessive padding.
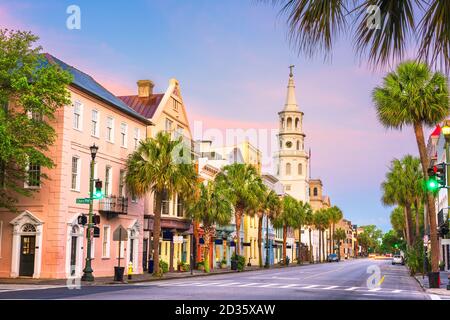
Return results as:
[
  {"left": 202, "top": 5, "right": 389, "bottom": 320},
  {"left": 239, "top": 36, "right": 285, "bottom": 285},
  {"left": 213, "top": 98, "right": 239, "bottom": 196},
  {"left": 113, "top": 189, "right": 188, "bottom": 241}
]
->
[{"left": 285, "top": 141, "right": 292, "bottom": 148}]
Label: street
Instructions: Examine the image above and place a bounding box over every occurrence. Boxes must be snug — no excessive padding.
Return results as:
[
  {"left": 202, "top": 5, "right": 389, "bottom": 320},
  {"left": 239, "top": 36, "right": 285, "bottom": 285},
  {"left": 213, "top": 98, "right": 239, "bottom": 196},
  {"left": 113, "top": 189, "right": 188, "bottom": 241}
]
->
[{"left": 0, "top": 258, "right": 441, "bottom": 300}]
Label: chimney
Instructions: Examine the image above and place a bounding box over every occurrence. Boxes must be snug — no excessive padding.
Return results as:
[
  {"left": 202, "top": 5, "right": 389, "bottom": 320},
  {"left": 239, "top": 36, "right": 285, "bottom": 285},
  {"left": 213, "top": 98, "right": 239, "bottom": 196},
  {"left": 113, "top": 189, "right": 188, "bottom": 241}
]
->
[{"left": 137, "top": 80, "right": 154, "bottom": 98}]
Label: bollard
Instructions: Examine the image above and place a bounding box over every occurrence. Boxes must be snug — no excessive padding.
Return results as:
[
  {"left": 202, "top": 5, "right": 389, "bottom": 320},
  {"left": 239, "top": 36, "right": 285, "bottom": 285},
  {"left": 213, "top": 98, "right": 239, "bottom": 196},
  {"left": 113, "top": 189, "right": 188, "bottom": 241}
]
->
[{"left": 127, "top": 262, "right": 133, "bottom": 280}]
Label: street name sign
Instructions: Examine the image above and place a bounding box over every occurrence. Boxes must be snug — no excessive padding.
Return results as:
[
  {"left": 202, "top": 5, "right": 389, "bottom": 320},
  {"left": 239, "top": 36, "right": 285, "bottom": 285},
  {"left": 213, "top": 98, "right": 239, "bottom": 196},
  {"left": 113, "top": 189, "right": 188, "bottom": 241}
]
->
[{"left": 76, "top": 198, "right": 91, "bottom": 204}]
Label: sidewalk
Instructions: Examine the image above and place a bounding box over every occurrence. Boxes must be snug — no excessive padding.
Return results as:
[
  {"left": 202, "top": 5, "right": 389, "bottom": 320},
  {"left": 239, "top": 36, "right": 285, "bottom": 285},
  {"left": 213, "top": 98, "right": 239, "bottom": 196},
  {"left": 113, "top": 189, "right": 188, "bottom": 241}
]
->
[
  {"left": 415, "top": 271, "right": 450, "bottom": 296},
  {"left": 0, "top": 261, "right": 315, "bottom": 286}
]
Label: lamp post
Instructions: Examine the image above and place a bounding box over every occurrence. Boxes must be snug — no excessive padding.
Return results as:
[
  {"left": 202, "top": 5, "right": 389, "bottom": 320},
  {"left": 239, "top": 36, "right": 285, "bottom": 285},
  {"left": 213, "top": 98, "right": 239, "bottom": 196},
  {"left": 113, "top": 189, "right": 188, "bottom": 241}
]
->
[
  {"left": 264, "top": 213, "right": 270, "bottom": 268},
  {"left": 81, "top": 144, "right": 98, "bottom": 282},
  {"left": 441, "top": 120, "right": 450, "bottom": 290}
]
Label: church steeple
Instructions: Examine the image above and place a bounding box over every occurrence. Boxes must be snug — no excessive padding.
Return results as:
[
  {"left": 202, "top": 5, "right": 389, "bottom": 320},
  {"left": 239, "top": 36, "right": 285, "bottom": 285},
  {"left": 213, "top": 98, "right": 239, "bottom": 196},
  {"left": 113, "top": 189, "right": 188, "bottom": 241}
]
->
[{"left": 284, "top": 65, "right": 299, "bottom": 112}]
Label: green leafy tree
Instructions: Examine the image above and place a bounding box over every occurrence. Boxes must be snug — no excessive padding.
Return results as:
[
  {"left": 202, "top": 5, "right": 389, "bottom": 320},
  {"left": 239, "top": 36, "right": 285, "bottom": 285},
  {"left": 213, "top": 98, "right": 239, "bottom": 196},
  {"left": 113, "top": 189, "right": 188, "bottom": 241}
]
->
[
  {"left": 390, "top": 206, "right": 406, "bottom": 240},
  {"left": 125, "top": 131, "right": 198, "bottom": 275},
  {"left": 327, "top": 206, "right": 343, "bottom": 254},
  {"left": 358, "top": 225, "right": 383, "bottom": 254},
  {"left": 295, "top": 201, "right": 312, "bottom": 264},
  {"left": 0, "top": 29, "right": 72, "bottom": 210},
  {"left": 381, "top": 229, "right": 405, "bottom": 254},
  {"left": 373, "top": 61, "right": 449, "bottom": 272},
  {"left": 313, "top": 209, "right": 330, "bottom": 262},
  {"left": 215, "top": 163, "right": 263, "bottom": 255},
  {"left": 273, "top": 195, "right": 298, "bottom": 264},
  {"left": 186, "top": 181, "right": 233, "bottom": 273},
  {"left": 263, "top": 1, "right": 450, "bottom": 71},
  {"left": 334, "top": 228, "right": 347, "bottom": 260},
  {"left": 303, "top": 203, "right": 314, "bottom": 262}
]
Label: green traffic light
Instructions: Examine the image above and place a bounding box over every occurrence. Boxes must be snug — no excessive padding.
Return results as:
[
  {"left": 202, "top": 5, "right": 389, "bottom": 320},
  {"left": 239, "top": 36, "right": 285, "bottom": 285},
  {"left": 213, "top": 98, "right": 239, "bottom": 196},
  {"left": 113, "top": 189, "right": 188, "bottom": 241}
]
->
[
  {"left": 426, "top": 178, "right": 439, "bottom": 191},
  {"left": 93, "top": 189, "right": 103, "bottom": 199}
]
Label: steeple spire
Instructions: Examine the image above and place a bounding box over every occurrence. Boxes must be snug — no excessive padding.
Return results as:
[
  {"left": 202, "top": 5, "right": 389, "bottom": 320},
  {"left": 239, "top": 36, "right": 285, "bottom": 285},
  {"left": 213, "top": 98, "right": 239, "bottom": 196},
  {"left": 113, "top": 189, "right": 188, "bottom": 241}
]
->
[{"left": 284, "top": 65, "right": 299, "bottom": 111}]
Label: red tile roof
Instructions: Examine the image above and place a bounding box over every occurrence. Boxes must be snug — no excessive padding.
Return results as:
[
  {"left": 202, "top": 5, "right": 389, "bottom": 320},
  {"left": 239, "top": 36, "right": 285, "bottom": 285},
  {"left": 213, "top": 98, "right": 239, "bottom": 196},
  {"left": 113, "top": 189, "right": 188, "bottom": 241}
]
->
[{"left": 118, "top": 94, "right": 164, "bottom": 119}]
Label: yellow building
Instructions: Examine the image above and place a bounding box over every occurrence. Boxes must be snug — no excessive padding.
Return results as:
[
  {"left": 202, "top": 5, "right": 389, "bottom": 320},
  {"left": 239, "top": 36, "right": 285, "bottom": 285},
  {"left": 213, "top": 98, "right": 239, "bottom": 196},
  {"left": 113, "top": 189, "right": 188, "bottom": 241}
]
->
[{"left": 119, "top": 78, "right": 193, "bottom": 271}]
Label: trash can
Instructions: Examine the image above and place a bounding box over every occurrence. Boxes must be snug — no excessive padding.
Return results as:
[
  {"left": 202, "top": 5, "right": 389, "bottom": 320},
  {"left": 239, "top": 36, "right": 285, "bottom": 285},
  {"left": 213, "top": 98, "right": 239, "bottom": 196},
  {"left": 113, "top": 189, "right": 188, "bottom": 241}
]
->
[
  {"left": 148, "top": 259, "right": 154, "bottom": 273},
  {"left": 428, "top": 272, "right": 440, "bottom": 288},
  {"left": 114, "top": 266, "right": 125, "bottom": 282},
  {"left": 231, "top": 259, "right": 238, "bottom": 271}
]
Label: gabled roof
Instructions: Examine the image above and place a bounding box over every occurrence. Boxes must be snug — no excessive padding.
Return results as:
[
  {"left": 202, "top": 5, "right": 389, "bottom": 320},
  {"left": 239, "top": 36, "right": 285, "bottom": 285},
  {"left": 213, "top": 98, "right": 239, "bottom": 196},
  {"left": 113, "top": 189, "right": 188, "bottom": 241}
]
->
[
  {"left": 118, "top": 94, "right": 164, "bottom": 119},
  {"left": 431, "top": 124, "right": 441, "bottom": 137},
  {"left": 43, "top": 54, "right": 152, "bottom": 125}
]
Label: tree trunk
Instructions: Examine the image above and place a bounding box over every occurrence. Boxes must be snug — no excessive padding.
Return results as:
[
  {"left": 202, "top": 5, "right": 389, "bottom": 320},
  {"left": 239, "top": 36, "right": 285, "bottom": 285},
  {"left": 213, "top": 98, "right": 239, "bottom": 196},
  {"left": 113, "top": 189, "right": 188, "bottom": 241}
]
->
[
  {"left": 152, "top": 191, "right": 162, "bottom": 275},
  {"left": 338, "top": 242, "right": 341, "bottom": 260},
  {"left": 297, "top": 224, "right": 302, "bottom": 264},
  {"left": 332, "top": 223, "right": 335, "bottom": 254},
  {"left": 414, "top": 198, "right": 421, "bottom": 239},
  {"left": 318, "top": 229, "right": 322, "bottom": 262},
  {"left": 309, "top": 228, "right": 312, "bottom": 263},
  {"left": 193, "top": 220, "right": 199, "bottom": 268},
  {"left": 258, "top": 215, "right": 263, "bottom": 268},
  {"left": 235, "top": 207, "right": 243, "bottom": 256},
  {"left": 203, "top": 228, "right": 211, "bottom": 273},
  {"left": 282, "top": 225, "right": 287, "bottom": 263},
  {"left": 405, "top": 204, "right": 414, "bottom": 246},
  {"left": 413, "top": 121, "right": 439, "bottom": 272}
]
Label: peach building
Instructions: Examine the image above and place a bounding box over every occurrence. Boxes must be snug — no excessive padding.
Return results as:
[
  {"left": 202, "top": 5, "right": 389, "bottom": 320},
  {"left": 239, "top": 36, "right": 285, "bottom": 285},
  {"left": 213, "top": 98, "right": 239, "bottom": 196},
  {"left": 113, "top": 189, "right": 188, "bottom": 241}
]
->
[{"left": 0, "top": 54, "right": 151, "bottom": 279}]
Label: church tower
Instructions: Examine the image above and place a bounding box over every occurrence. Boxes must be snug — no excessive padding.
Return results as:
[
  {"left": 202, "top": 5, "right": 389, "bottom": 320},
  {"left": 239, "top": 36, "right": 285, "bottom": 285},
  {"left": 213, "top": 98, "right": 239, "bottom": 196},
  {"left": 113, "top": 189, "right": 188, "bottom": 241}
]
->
[{"left": 275, "top": 66, "right": 309, "bottom": 202}]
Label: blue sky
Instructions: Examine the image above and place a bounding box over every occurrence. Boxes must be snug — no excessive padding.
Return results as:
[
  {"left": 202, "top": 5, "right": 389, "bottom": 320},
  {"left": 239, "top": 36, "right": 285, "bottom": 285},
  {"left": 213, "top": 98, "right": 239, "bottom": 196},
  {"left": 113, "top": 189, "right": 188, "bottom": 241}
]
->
[{"left": 1, "top": 0, "right": 430, "bottom": 232}]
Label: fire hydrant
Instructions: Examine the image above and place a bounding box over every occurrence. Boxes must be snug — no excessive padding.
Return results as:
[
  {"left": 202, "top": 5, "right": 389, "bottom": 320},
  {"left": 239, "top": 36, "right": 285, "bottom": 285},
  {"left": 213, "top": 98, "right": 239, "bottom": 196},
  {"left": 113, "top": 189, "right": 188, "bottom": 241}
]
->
[{"left": 127, "top": 262, "right": 133, "bottom": 280}]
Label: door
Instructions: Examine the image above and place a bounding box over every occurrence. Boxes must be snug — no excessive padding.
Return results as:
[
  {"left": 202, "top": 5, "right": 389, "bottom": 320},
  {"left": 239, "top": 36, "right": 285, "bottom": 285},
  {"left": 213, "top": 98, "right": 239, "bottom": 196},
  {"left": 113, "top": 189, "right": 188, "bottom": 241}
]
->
[
  {"left": 70, "top": 236, "right": 77, "bottom": 276},
  {"left": 19, "top": 235, "right": 35, "bottom": 277},
  {"left": 129, "top": 238, "right": 134, "bottom": 263},
  {"left": 142, "top": 238, "right": 148, "bottom": 271}
]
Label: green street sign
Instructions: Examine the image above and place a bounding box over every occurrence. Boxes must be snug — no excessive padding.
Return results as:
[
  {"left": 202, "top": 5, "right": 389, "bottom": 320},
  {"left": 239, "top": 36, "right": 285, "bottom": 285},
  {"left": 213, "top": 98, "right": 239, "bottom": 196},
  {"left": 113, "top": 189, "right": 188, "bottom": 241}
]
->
[{"left": 76, "top": 198, "right": 92, "bottom": 204}]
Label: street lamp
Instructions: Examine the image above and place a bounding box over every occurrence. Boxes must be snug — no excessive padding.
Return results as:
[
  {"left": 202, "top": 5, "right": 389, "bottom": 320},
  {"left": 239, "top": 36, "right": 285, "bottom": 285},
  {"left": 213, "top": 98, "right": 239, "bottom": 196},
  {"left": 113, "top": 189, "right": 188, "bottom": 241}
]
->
[
  {"left": 81, "top": 144, "right": 98, "bottom": 282},
  {"left": 442, "top": 120, "right": 450, "bottom": 290},
  {"left": 264, "top": 214, "right": 270, "bottom": 268}
]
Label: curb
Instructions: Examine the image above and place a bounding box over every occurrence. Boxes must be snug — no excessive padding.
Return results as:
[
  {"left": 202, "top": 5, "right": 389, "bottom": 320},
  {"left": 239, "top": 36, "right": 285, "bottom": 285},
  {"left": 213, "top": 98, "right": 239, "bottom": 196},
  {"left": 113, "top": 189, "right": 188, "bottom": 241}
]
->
[{"left": 413, "top": 275, "right": 427, "bottom": 292}]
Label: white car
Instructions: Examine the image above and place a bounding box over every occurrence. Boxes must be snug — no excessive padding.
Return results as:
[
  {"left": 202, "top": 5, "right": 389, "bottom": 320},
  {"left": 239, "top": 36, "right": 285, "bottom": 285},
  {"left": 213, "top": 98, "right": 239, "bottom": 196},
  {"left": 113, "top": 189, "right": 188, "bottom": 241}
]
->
[{"left": 392, "top": 255, "right": 404, "bottom": 265}]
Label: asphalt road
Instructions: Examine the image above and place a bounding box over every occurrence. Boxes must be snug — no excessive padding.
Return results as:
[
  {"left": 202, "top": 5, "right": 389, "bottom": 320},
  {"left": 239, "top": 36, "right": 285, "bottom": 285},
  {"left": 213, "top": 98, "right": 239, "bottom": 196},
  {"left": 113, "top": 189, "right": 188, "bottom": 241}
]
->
[{"left": 0, "top": 258, "right": 434, "bottom": 300}]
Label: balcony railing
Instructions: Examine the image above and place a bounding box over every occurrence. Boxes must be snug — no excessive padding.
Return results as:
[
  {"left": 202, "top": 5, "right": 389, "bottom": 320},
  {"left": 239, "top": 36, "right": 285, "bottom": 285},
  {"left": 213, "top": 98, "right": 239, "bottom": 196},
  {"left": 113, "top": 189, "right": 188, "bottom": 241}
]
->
[{"left": 99, "top": 196, "right": 128, "bottom": 215}]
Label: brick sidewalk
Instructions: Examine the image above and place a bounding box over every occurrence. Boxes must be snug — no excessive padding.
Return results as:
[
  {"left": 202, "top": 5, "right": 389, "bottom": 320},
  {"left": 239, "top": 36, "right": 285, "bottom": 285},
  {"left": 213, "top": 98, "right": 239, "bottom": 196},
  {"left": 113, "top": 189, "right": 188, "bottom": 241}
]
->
[{"left": 415, "top": 271, "right": 450, "bottom": 296}]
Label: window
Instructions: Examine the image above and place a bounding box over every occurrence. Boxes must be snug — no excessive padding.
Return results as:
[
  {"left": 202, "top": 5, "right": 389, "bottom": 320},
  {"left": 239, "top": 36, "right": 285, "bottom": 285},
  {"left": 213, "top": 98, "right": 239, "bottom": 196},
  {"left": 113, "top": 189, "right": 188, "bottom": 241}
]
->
[
  {"left": 102, "top": 225, "right": 111, "bottom": 258},
  {"left": 165, "top": 118, "right": 173, "bottom": 132},
  {"left": 285, "top": 185, "right": 291, "bottom": 191},
  {"left": 296, "top": 140, "right": 300, "bottom": 150},
  {"left": 161, "top": 189, "right": 169, "bottom": 214},
  {"left": 26, "top": 163, "right": 41, "bottom": 188},
  {"left": 313, "top": 187, "right": 318, "bottom": 196},
  {"left": 71, "top": 157, "right": 80, "bottom": 191},
  {"left": 120, "top": 123, "right": 128, "bottom": 148},
  {"left": 91, "top": 110, "right": 99, "bottom": 137},
  {"left": 286, "top": 163, "right": 291, "bottom": 175},
  {"left": 176, "top": 195, "right": 184, "bottom": 217},
  {"left": 298, "top": 163, "right": 302, "bottom": 175},
  {"left": 133, "top": 128, "right": 140, "bottom": 150},
  {"left": 286, "top": 117, "right": 292, "bottom": 129},
  {"left": 119, "top": 170, "right": 126, "bottom": 197},
  {"left": 106, "top": 117, "right": 114, "bottom": 142},
  {"left": 73, "top": 101, "right": 83, "bottom": 130},
  {"left": 105, "top": 166, "right": 112, "bottom": 196},
  {"left": 172, "top": 98, "right": 179, "bottom": 111},
  {"left": 28, "top": 110, "right": 43, "bottom": 122}
]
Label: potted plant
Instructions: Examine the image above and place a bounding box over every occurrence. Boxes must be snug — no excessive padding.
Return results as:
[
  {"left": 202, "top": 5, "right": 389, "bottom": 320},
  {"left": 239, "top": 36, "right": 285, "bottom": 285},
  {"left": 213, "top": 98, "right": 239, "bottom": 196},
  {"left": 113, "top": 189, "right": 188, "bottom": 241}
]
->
[
  {"left": 439, "top": 261, "right": 445, "bottom": 271},
  {"left": 220, "top": 258, "right": 227, "bottom": 269},
  {"left": 197, "top": 261, "right": 205, "bottom": 271}
]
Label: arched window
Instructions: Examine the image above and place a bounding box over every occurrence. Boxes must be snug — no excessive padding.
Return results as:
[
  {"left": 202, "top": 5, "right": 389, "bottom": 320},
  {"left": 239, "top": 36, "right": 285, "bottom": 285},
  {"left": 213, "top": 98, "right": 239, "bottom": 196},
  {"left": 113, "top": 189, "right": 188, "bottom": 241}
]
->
[
  {"left": 21, "top": 223, "right": 36, "bottom": 233},
  {"left": 298, "top": 163, "right": 302, "bottom": 175},
  {"left": 286, "top": 163, "right": 291, "bottom": 175},
  {"left": 313, "top": 187, "right": 318, "bottom": 196},
  {"left": 286, "top": 117, "right": 292, "bottom": 129},
  {"left": 296, "top": 140, "right": 300, "bottom": 150},
  {"left": 281, "top": 118, "right": 285, "bottom": 129},
  {"left": 295, "top": 118, "right": 299, "bottom": 129}
]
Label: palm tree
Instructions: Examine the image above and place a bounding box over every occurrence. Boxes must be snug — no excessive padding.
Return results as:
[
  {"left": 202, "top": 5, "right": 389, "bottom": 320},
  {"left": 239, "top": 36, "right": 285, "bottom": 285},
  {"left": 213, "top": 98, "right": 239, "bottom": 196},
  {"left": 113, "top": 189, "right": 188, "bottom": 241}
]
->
[
  {"left": 125, "top": 131, "right": 198, "bottom": 275},
  {"left": 263, "top": 1, "right": 450, "bottom": 71},
  {"left": 259, "top": 189, "right": 281, "bottom": 268},
  {"left": 295, "top": 201, "right": 312, "bottom": 264},
  {"left": 303, "top": 204, "right": 314, "bottom": 263},
  {"left": 381, "top": 156, "right": 422, "bottom": 246},
  {"left": 313, "top": 209, "right": 329, "bottom": 262},
  {"left": 186, "top": 181, "right": 233, "bottom": 273},
  {"left": 373, "top": 61, "right": 449, "bottom": 272},
  {"left": 327, "top": 206, "right": 343, "bottom": 254},
  {"left": 334, "top": 228, "right": 347, "bottom": 260},
  {"left": 390, "top": 206, "right": 407, "bottom": 240},
  {"left": 273, "top": 195, "right": 298, "bottom": 264},
  {"left": 215, "top": 163, "right": 263, "bottom": 256}
]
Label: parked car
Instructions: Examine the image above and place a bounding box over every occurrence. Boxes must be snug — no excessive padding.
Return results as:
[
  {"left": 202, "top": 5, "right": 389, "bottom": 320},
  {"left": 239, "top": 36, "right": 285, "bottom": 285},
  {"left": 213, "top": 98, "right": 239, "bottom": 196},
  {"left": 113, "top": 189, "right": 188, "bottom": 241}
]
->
[
  {"left": 392, "top": 255, "right": 404, "bottom": 265},
  {"left": 327, "top": 254, "right": 339, "bottom": 262}
]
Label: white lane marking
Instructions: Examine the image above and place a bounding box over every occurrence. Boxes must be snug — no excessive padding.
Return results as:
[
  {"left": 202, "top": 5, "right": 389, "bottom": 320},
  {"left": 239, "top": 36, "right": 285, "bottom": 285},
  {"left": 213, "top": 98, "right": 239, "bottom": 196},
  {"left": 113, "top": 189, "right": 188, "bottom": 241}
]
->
[
  {"left": 392, "top": 290, "right": 402, "bottom": 293},
  {"left": 280, "top": 284, "right": 300, "bottom": 289},
  {"left": 258, "top": 283, "right": 280, "bottom": 288},
  {"left": 172, "top": 282, "right": 204, "bottom": 287},
  {"left": 195, "top": 282, "right": 221, "bottom": 287},
  {"left": 369, "top": 288, "right": 381, "bottom": 292},
  {"left": 303, "top": 285, "right": 320, "bottom": 289},
  {"left": 429, "top": 294, "right": 441, "bottom": 300},
  {"left": 217, "top": 282, "right": 240, "bottom": 287},
  {"left": 237, "top": 283, "right": 260, "bottom": 287},
  {"left": 324, "top": 286, "right": 338, "bottom": 290},
  {"left": 345, "top": 287, "right": 359, "bottom": 291},
  {"left": 156, "top": 282, "right": 186, "bottom": 287}
]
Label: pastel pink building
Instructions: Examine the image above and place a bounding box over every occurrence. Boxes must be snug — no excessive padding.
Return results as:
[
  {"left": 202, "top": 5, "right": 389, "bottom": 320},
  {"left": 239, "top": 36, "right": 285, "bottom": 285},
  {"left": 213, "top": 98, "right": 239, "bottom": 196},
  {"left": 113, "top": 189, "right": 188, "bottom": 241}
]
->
[{"left": 0, "top": 54, "right": 152, "bottom": 279}]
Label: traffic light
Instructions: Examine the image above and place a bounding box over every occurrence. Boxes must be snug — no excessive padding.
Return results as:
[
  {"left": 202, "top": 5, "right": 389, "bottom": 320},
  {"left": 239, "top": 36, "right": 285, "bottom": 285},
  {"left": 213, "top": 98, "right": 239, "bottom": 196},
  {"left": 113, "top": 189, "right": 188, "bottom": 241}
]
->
[
  {"left": 77, "top": 214, "right": 87, "bottom": 226},
  {"left": 93, "top": 180, "right": 103, "bottom": 199},
  {"left": 93, "top": 215, "right": 101, "bottom": 225},
  {"left": 426, "top": 163, "right": 446, "bottom": 192},
  {"left": 426, "top": 176, "right": 439, "bottom": 192}
]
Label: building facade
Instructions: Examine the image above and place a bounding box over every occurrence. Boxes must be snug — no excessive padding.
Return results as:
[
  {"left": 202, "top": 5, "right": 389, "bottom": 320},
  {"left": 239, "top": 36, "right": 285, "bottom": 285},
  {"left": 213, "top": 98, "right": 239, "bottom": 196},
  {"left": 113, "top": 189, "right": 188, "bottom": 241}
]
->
[{"left": 0, "top": 54, "right": 151, "bottom": 279}]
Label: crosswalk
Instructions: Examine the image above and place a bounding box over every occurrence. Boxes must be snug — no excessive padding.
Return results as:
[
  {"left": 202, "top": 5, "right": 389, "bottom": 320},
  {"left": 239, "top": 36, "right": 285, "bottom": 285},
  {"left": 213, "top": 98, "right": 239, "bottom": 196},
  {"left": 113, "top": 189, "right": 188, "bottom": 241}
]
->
[
  {"left": 0, "top": 285, "right": 63, "bottom": 293},
  {"left": 137, "top": 280, "right": 426, "bottom": 296}
]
